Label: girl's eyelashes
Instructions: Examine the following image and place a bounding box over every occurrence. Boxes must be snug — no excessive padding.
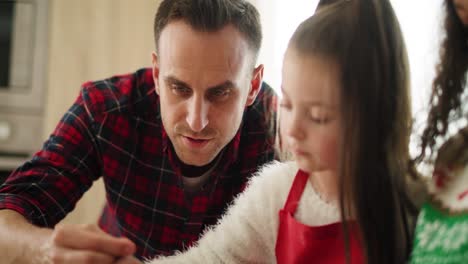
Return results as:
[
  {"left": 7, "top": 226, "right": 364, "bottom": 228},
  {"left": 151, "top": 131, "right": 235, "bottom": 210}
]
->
[
  {"left": 309, "top": 116, "right": 331, "bottom": 124},
  {"left": 280, "top": 83, "right": 336, "bottom": 124},
  {"left": 279, "top": 97, "right": 292, "bottom": 110},
  {"left": 279, "top": 102, "right": 291, "bottom": 110},
  {"left": 280, "top": 100, "right": 332, "bottom": 125},
  {"left": 309, "top": 108, "right": 331, "bottom": 124}
]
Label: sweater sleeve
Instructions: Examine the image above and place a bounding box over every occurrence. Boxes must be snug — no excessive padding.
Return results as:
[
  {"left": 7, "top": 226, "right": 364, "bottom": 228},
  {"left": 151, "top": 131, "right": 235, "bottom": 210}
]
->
[{"left": 145, "top": 161, "right": 294, "bottom": 264}]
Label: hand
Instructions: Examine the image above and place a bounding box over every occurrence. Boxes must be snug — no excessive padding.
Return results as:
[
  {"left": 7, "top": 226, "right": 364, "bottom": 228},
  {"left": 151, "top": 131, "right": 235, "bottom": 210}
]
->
[
  {"left": 115, "top": 256, "right": 143, "bottom": 264},
  {"left": 39, "top": 223, "right": 137, "bottom": 264}
]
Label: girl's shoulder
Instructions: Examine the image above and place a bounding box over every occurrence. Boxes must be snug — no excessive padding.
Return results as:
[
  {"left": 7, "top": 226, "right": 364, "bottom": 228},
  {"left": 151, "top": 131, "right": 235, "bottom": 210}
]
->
[
  {"left": 256, "top": 160, "right": 298, "bottom": 175},
  {"left": 241, "top": 161, "right": 299, "bottom": 204},
  {"left": 250, "top": 161, "right": 298, "bottom": 186}
]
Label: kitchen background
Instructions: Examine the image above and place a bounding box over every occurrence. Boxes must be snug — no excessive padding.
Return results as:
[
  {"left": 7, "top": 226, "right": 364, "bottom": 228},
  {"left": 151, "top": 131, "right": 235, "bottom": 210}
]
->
[
  {"left": 0, "top": 0, "right": 158, "bottom": 224},
  {"left": 0, "top": 0, "right": 443, "bottom": 224},
  {"left": 44, "top": 0, "right": 158, "bottom": 224}
]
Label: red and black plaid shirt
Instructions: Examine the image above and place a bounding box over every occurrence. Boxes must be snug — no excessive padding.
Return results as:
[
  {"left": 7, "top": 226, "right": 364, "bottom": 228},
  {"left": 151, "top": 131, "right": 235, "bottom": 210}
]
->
[{"left": 0, "top": 68, "right": 277, "bottom": 260}]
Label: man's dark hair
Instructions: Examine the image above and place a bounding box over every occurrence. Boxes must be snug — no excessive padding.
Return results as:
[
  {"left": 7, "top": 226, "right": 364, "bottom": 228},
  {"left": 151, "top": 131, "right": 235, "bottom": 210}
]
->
[{"left": 154, "top": 0, "right": 262, "bottom": 59}]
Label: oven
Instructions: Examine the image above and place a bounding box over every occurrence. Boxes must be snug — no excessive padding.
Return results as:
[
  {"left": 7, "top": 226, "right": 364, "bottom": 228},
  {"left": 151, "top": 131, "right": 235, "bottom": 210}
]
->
[{"left": 0, "top": 0, "right": 49, "bottom": 181}]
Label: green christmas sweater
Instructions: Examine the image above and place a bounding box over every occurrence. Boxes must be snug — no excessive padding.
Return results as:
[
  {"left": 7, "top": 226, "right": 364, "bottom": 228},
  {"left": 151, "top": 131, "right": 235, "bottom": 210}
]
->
[{"left": 410, "top": 126, "right": 468, "bottom": 263}]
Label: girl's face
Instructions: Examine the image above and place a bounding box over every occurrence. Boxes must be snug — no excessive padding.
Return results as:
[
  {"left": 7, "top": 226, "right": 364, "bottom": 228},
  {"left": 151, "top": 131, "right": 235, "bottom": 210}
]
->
[
  {"left": 454, "top": 0, "right": 468, "bottom": 25},
  {"left": 280, "top": 48, "right": 342, "bottom": 174}
]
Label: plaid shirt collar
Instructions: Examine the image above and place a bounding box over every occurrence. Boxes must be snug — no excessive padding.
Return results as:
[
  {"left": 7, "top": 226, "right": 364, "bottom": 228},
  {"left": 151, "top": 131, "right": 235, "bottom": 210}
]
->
[{"left": 162, "top": 125, "right": 241, "bottom": 180}]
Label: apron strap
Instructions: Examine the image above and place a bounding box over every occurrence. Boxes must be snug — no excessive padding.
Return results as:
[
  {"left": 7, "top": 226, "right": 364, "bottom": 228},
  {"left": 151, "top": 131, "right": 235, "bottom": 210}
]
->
[{"left": 283, "top": 170, "right": 309, "bottom": 213}]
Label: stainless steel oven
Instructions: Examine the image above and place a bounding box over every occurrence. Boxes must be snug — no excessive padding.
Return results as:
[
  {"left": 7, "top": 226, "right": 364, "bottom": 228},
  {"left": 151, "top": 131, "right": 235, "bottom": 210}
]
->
[{"left": 0, "top": 0, "right": 49, "bottom": 171}]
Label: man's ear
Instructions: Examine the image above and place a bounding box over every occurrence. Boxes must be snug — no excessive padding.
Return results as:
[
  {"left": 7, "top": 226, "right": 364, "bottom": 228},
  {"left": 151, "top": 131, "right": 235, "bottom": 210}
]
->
[
  {"left": 152, "top": 52, "right": 161, "bottom": 95},
  {"left": 245, "top": 64, "right": 264, "bottom": 107}
]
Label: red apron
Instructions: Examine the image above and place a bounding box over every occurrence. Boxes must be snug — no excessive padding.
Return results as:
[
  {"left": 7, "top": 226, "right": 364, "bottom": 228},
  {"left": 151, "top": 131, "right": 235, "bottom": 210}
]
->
[{"left": 275, "top": 170, "right": 364, "bottom": 264}]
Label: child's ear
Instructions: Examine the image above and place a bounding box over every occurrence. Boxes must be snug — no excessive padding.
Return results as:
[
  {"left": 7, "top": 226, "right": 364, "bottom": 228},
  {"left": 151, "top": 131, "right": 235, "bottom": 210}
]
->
[{"left": 245, "top": 64, "right": 264, "bottom": 107}]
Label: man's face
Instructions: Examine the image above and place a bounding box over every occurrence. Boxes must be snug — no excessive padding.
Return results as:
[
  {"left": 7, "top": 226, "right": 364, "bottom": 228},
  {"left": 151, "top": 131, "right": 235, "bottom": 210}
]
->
[{"left": 152, "top": 21, "right": 263, "bottom": 166}]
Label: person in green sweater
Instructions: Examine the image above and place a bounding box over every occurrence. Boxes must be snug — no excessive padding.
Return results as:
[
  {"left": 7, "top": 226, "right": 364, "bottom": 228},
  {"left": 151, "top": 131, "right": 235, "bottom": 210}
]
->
[{"left": 410, "top": 0, "right": 468, "bottom": 263}]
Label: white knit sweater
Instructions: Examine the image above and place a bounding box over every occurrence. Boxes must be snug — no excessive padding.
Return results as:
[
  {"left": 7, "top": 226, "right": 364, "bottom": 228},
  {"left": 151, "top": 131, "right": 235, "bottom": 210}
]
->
[{"left": 146, "top": 161, "right": 341, "bottom": 264}]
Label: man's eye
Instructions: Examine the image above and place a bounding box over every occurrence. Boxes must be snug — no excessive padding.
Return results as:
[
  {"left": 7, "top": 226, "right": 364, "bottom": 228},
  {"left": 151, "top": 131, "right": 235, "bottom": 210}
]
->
[
  {"left": 171, "top": 85, "right": 191, "bottom": 95},
  {"left": 208, "top": 88, "right": 231, "bottom": 100}
]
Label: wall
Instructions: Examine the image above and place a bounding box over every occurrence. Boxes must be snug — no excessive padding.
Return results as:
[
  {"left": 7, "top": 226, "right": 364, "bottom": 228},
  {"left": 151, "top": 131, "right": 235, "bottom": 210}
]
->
[{"left": 45, "top": 0, "right": 160, "bottom": 224}]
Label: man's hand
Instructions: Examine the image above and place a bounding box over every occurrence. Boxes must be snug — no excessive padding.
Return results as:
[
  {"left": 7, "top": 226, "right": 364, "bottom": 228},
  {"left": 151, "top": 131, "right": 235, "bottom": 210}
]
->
[
  {"left": 39, "top": 223, "right": 138, "bottom": 264},
  {"left": 115, "top": 256, "right": 144, "bottom": 264},
  {"left": 0, "top": 210, "right": 140, "bottom": 264}
]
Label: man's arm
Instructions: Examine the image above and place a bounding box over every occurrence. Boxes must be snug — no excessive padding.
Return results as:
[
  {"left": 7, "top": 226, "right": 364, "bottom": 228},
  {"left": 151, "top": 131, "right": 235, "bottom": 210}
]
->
[
  {"left": 0, "top": 85, "right": 139, "bottom": 263},
  {"left": 0, "top": 209, "right": 51, "bottom": 263},
  {"left": 0, "top": 89, "right": 105, "bottom": 227},
  {"left": 0, "top": 209, "right": 139, "bottom": 264}
]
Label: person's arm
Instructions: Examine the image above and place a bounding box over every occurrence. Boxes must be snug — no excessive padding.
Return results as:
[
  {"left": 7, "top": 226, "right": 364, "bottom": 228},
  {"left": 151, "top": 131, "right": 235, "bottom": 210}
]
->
[
  {"left": 0, "top": 209, "right": 51, "bottom": 263},
  {"left": 0, "top": 88, "right": 103, "bottom": 226},
  {"left": 145, "top": 161, "right": 289, "bottom": 264},
  {"left": 0, "top": 209, "right": 138, "bottom": 264}
]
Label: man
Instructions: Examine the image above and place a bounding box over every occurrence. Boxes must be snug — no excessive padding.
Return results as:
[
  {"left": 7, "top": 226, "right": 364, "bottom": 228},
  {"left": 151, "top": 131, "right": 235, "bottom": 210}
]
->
[{"left": 0, "top": 0, "right": 277, "bottom": 263}]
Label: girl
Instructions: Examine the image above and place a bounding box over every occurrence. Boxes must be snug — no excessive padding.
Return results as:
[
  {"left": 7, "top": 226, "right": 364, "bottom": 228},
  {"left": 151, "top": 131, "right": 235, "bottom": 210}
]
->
[
  {"left": 144, "top": 0, "right": 419, "bottom": 263},
  {"left": 410, "top": 0, "right": 468, "bottom": 262}
]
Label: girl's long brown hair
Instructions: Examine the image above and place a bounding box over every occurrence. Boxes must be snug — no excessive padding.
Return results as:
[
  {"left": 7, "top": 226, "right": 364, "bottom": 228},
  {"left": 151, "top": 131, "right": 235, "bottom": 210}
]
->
[
  {"left": 289, "top": 0, "right": 417, "bottom": 262},
  {"left": 416, "top": 0, "right": 468, "bottom": 164}
]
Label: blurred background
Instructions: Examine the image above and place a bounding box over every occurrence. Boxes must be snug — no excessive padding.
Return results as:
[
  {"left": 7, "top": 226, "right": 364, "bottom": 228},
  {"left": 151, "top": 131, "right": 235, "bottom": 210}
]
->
[{"left": 0, "top": 0, "right": 443, "bottom": 224}]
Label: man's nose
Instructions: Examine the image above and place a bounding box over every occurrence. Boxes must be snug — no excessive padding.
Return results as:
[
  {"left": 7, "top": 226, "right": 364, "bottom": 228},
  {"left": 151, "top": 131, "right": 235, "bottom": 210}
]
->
[{"left": 186, "top": 96, "right": 209, "bottom": 132}]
